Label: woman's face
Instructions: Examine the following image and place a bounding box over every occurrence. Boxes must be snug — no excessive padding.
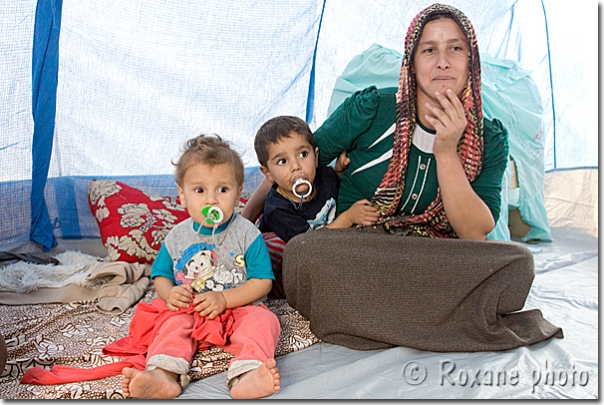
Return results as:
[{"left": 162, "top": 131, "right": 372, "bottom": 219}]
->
[{"left": 413, "top": 17, "right": 469, "bottom": 107}]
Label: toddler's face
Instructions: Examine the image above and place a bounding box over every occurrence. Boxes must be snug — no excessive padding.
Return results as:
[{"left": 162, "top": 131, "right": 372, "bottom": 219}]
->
[
  {"left": 260, "top": 131, "right": 318, "bottom": 202},
  {"left": 177, "top": 162, "right": 242, "bottom": 227}
]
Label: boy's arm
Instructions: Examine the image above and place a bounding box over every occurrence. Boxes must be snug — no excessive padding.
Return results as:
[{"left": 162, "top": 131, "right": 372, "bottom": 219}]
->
[
  {"left": 240, "top": 177, "right": 272, "bottom": 222},
  {"left": 154, "top": 276, "right": 176, "bottom": 301},
  {"left": 152, "top": 246, "right": 193, "bottom": 310},
  {"left": 193, "top": 232, "right": 273, "bottom": 319},
  {"left": 221, "top": 278, "right": 272, "bottom": 308},
  {"left": 154, "top": 276, "right": 194, "bottom": 311},
  {"left": 325, "top": 199, "right": 380, "bottom": 229}
]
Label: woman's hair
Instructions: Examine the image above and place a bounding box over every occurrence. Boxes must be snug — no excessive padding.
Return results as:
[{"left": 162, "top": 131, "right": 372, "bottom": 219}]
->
[
  {"left": 173, "top": 134, "right": 244, "bottom": 188},
  {"left": 254, "top": 115, "right": 316, "bottom": 167}
]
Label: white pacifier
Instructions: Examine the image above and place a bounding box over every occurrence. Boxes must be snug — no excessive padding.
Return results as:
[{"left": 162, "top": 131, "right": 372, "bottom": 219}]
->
[
  {"left": 292, "top": 178, "right": 313, "bottom": 199},
  {"left": 202, "top": 205, "right": 224, "bottom": 225}
]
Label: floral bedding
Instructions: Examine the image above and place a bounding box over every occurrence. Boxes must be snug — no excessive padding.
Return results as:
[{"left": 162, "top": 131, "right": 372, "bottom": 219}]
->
[{"left": 0, "top": 289, "right": 318, "bottom": 399}]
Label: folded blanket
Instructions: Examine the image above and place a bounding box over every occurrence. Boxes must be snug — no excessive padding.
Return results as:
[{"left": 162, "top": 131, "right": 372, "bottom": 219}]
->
[
  {"left": 0, "top": 254, "right": 151, "bottom": 314},
  {"left": 0, "top": 251, "right": 106, "bottom": 293},
  {"left": 283, "top": 228, "right": 563, "bottom": 352},
  {"left": 89, "top": 261, "right": 152, "bottom": 314}
]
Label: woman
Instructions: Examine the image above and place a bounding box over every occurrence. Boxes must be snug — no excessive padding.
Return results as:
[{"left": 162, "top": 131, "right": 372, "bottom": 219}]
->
[{"left": 244, "top": 4, "right": 562, "bottom": 351}]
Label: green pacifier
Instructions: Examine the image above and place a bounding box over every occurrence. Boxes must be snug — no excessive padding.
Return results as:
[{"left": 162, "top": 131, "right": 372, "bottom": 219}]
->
[{"left": 202, "top": 205, "right": 224, "bottom": 225}]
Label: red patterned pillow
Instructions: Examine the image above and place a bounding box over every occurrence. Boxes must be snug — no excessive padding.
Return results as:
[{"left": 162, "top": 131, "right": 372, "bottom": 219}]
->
[{"left": 88, "top": 180, "right": 249, "bottom": 263}]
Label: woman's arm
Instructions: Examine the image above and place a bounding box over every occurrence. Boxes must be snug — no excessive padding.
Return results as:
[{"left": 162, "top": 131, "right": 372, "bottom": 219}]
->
[
  {"left": 435, "top": 154, "right": 494, "bottom": 239},
  {"left": 425, "top": 90, "right": 495, "bottom": 240}
]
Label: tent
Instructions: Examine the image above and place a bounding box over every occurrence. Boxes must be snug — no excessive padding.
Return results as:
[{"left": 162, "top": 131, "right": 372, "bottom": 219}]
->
[{"left": 0, "top": 0, "right": 598, "bottom": 399}]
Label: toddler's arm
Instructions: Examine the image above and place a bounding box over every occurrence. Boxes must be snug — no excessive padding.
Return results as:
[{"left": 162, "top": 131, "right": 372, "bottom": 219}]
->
[
  {"left": 154, "top": 276, "right": 193, "bottom": 311},
  {"left": 192, "top": 278, "right": 272, "bottom": 319},
  {"left": 326, "top": 199, "right": 380, "bottom": 229},
  {"left": 241, "top": 178, "right": 272, "bottom": 222}
]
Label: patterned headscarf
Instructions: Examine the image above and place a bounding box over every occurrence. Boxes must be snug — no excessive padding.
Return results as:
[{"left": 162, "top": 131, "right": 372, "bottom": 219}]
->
[{"left": 371, "top": 3, "right": 483, "bottom": 238}]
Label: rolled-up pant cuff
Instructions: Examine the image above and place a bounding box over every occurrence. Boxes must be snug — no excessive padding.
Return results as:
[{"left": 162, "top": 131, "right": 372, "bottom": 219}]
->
[
  {"left": 226, "top": 359, "right": 264, "bottom": 390},
  {"left": 146, "top": 354, "right": 191, "bottom": 387}
]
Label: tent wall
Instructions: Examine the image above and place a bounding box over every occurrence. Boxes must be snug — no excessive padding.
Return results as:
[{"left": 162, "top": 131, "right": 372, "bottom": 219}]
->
[{"left": 0, "top": 0, "right": 598, "bottom": 249}]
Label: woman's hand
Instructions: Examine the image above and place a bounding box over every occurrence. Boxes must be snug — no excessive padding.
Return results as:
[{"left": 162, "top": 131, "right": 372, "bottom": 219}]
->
[
  {"left": 424, "top": 90, "right": 493, "bottom": 239},
  {"left": 165, "top": 284, "right": 193, "bottom": 311},
  {"left": 334, "top": 150, "right": 350, "bottom": 176},
  {"left": 193, "top": 291, "right": 227, "bottom": 319},
  {"left": 424, "top": 89, "right": 467, "bottom": 158}
]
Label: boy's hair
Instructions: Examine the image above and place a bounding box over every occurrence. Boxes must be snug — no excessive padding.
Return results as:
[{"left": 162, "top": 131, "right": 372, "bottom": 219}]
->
[
  {"left": 173, "top": 134, "right": 244, "bottom": 188},
  {"left": 254, "top": 116, "right": 316, "bottom": 167}
]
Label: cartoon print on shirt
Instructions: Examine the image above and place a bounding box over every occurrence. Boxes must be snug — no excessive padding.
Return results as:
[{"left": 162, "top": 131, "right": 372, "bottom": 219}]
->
[
  {"left": 174, "top": 242, "right": 247, "bottom": 293},
  {"left": 177, "top": 249, "right": 217, "bottom": 292},
  {"left": 306, "top": 198, "right": 336, "bottom": 231}
]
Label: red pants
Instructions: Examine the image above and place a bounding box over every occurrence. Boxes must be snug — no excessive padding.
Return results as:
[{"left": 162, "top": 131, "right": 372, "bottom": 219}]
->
[
  {"left": 145, "top": 299, "right": 281, "bottom": 386},
  {"left": 21, "top": 298, "right": 281, "bottom": 386}
]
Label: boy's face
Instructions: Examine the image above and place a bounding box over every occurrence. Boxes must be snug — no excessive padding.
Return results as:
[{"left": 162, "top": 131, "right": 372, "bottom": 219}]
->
[
  {"left": 177, "top": 162, "right": 242, "bottom": 228},
  {"left": 260, "top": 131, "right": 318, "bottom": 201}
]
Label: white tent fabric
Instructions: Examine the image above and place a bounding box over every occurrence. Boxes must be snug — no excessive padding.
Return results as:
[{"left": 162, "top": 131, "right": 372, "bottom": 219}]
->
[{"left": 0, "top": 0, "right": 598, "bottom": 249}]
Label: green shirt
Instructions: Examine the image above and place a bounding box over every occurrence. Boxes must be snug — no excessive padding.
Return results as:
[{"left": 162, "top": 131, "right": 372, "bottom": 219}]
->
[{"left": 315, "top": 86, "right": 509, "bottom": 223}]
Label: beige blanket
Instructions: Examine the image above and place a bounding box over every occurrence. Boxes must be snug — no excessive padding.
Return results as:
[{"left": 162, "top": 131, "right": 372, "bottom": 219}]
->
[{"left": 0, "top": 258, "right": 151, "bottom": 314}]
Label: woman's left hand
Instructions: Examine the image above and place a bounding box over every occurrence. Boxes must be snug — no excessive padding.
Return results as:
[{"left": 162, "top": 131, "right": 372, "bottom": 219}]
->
[{"left": 424, "top": 89, "right": 467, "bottom": 157}]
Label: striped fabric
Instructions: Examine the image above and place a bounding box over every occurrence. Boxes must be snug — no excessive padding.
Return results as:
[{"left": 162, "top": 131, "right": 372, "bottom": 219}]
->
[{"left": 262, "top": 232, "right": 287, "bottom": 299}]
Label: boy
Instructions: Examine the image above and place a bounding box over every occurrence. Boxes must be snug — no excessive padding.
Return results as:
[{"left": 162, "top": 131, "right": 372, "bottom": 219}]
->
[
  {"left": 253, "top": 116, "right": 379, "bottom": 297},
  {"left": 121, "top": 134, "right": 281, "bottom": 399}
]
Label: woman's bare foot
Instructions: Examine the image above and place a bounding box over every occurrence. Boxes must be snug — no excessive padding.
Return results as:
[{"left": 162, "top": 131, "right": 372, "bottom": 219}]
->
[
  {"left": 230, "top": 358, "right": 281, "bottom": 399},
  {"left": 121, "top": 367, "right": 182, "bottom": 399}
]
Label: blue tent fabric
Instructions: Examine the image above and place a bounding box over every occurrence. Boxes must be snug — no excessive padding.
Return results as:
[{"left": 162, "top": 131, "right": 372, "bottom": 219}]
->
[
  {"left": 305, "top": 0, "right": 327, "bottom": 124},
  {"left": 480, "top": 53, "right": 552, "bottom": 242},
  {"left": 30, "top": 0, "right": 63, "bottom": 251}
]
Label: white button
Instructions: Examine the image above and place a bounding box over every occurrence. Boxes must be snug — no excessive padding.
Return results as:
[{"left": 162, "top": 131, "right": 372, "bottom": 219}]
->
[
  {"left": 419, "top": 163, "right": 426, "bottom": 170},
  {"left": 411, "top": 193, "right": 418, "bottom": 200}
]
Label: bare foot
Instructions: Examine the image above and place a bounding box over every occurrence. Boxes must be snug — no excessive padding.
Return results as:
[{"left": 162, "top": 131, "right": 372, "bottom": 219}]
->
[
  {"left": 230, "top": 358, "right": 280, "bottom": 399},
  {"left": 121, "top": 367, "right": 182, "bottom": 399}
]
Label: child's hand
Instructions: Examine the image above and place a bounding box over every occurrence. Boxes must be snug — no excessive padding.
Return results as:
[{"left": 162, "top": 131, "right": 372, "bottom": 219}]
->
[
  {"left": 192, "top": 291, "right": 227, "bottom": 320},
  {"left": 344, "top": 200, "right": 380, "bottom": 227},
  {"left": 165, "top": 284, "right": 193, "bottom": 311},
  {"left": 334, "top": 150, "right": 350, "bottom": 176},
  {"left": 326, "top": 199, "right": 380, "bottom": 229}
]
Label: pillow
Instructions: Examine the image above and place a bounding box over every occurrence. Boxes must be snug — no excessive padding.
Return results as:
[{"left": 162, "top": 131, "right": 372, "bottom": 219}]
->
[{"left": 88, "top": 180, "right": 249, "bottom": 264}]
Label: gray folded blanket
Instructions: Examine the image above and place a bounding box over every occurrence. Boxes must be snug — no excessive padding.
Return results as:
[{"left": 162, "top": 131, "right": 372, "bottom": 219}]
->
[{"left": 283, "top": 228, "right": 563, "bottom": 352}]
